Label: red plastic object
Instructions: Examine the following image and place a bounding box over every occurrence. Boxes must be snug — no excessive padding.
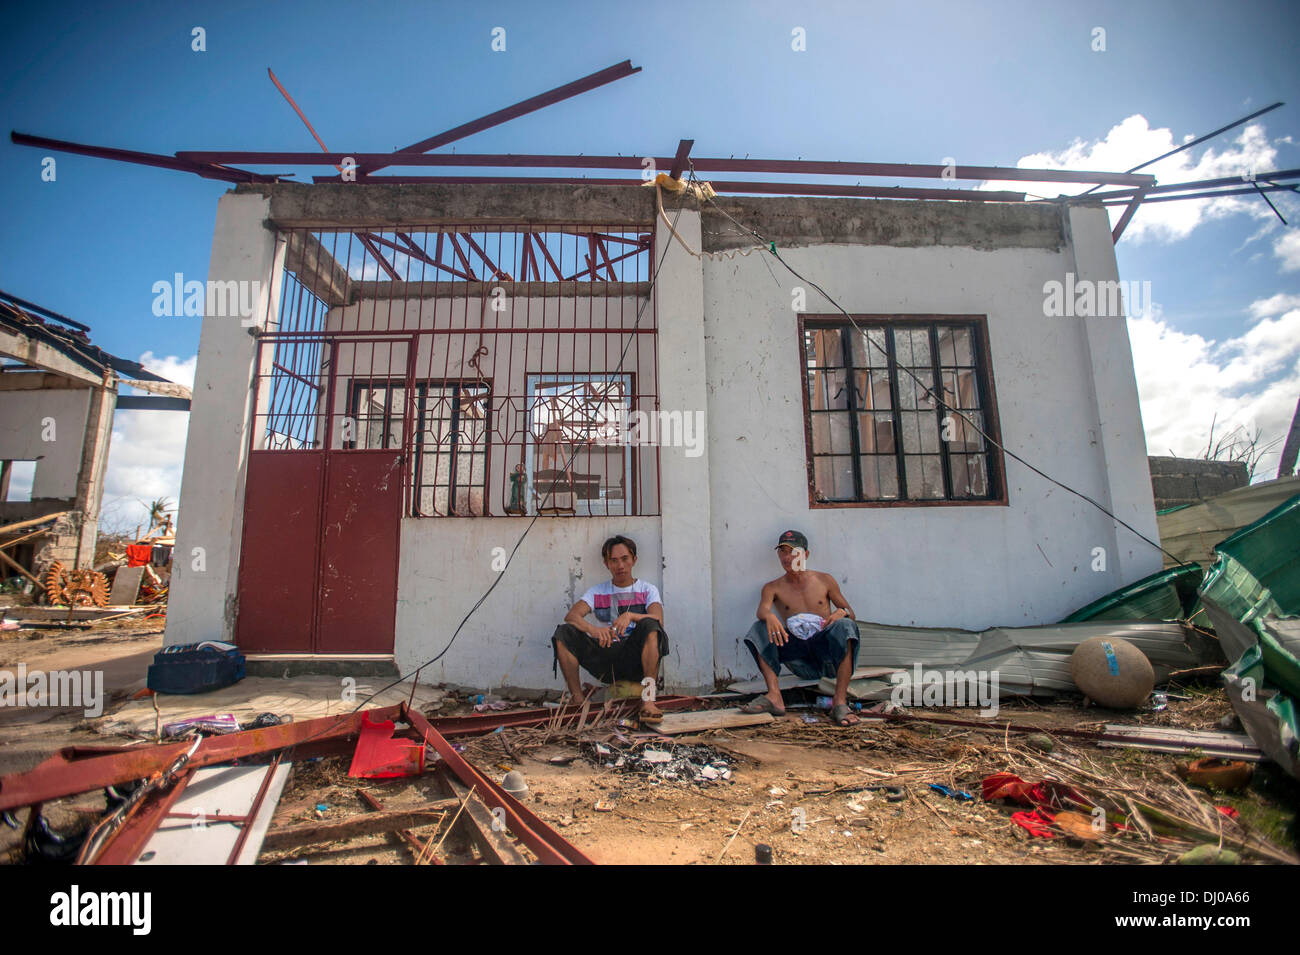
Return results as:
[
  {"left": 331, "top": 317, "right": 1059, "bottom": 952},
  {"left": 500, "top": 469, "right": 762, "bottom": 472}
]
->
[{"left": 348, "top": 712, "right": 425, "bottom": 779}]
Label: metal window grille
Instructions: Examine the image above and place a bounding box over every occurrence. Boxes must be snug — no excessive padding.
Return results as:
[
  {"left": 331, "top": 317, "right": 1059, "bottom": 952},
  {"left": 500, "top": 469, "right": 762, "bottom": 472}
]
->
[
  {"left": 801, "top": 317, "right": 1003, "bottom": 504},
  {"left": 250, "top": 225, "right": 660, "bottom": 517}
]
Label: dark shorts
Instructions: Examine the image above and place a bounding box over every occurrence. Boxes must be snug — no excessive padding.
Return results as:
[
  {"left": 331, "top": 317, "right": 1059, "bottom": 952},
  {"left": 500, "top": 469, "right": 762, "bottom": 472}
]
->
[
  {"left": 552, "top": 618, "right": 669, "bottom": 683},
  {"left": 742, "top": 618, "right": 858, "bottom": 680}
]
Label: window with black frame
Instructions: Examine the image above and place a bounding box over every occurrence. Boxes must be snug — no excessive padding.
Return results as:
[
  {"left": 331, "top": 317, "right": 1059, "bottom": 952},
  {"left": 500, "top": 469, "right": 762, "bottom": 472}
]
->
[
  {"left": 347, "top": 379, "right": 489, "bottom": 516},
  {"left": 801, "top": 319, "right": 1002, "bottom": 505}
]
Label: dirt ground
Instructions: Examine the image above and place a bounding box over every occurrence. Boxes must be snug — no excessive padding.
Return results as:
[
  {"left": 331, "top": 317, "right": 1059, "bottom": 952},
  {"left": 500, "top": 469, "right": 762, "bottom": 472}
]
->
[{"left": 2, "top": 621, "right": 1297, "bottom": 865}]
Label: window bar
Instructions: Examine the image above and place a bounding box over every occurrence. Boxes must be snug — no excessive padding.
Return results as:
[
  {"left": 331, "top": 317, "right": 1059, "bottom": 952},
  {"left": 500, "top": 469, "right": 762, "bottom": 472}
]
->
[
  {"left": 840, "top": 326, "right": 865, "bottom": 500},
  {"left": 928, "top": 324, "right": 954, "bottom": 500},
  {"left": 883, "top": 326, "right": 909, "bottom": 500}
]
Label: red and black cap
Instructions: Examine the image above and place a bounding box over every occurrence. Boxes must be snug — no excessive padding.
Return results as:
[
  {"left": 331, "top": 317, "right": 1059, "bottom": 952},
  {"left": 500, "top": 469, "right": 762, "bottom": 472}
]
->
[{"left": 775, "top": 529, "right": 808, "bottom": 550}]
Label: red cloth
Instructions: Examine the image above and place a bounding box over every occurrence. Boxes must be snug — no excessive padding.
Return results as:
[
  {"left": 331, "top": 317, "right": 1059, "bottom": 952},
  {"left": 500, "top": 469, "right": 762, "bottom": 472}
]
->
[
  {"left": 126, "top": 544, "right": 153, "bottom": 567},
  {"left": 1010, "top": 808, "right": 1058, "bottom": 838},
  {"left": 981, "top": 772, "right": 1090, "bottom": 811}
]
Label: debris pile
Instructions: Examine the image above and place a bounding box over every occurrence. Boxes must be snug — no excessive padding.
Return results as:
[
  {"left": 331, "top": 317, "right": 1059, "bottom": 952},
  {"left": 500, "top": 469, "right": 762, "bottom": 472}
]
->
[{"left": 585, "top": 740, "right": 733, "bottom": 784}]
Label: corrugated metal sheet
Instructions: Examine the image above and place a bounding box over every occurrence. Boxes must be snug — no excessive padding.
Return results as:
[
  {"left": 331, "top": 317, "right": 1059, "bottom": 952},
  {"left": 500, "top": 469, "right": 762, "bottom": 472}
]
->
[
  {"left": 819, "top": 620, "right": 1221, "bottom": 700},
  {"left": 1157, "top": 475, "right": 1300, "bottom": 568}
]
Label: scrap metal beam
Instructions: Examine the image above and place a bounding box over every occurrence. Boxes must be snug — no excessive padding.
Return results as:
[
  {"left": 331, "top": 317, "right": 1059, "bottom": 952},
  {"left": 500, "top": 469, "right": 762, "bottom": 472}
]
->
[
  {"left": 1111, "top": 186, "right": 1149, "bottom": 244},
  {"left": 402, "top": 703, "right": 594, "bottom": 864},
  {"left": 10, "top": 131, "right": 275, "bottom": 183},
  {"left": 357, "top": 60, "right": 641, "bottom": 175},
  {"left": 0, "top": 706, "right": 403, "bottom": 812},
  {"left": 179, "top": 148, "right": 1149, "bottom": 188},
  {"left": 669, "top": 138, "right": 694, "bottom": 180}
]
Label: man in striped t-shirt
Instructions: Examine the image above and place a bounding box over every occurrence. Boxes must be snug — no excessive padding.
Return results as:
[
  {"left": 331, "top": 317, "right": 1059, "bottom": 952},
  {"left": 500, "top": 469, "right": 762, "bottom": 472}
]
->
[{"left": 551, "top": 535, "right": 668, "bottom": 723}]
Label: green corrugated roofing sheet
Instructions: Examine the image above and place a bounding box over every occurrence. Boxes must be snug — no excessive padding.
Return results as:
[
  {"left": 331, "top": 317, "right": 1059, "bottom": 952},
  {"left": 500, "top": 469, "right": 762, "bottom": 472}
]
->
[
  {"left": 1061, "top": 564, "right": 1204, "bottom": 623},
  {"left": 1199, "top": 494, "right": 1300, "bottom": 621}
]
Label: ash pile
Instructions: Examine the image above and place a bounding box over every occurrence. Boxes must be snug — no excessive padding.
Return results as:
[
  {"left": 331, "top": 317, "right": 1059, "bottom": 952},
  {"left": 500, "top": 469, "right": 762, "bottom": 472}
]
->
[{"left": 583, "top": 741, "right": 733, "bottom": 784}]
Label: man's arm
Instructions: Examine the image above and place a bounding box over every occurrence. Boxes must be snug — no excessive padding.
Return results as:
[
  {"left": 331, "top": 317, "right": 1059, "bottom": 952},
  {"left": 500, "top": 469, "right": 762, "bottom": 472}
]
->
[
  {"left": 612, "top": 599, "right": 663, "bottom": 637},
  {"left": 823, "top": 574, "right": 854, "bottom": 622},
  {"left": 756, "top": 582, "right": 790, "bottom": 646},
  {"left": 565, "top": 600, "right": 616, "bottom": 647}
]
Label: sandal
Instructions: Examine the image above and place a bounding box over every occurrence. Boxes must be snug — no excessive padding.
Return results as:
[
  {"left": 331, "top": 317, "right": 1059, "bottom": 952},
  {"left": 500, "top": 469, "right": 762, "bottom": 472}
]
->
[
  {"left": 740, "top": 696, "right": 786, "bottom": 717},
  {"left": 831, "top": 703, "right": 860, "bottom": 726}
]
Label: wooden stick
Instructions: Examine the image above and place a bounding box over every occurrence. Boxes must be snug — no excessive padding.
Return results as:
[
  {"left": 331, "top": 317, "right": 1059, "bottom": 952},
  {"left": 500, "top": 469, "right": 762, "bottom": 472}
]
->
[
  {"left": 716, "top": 808, "right": 752, "bottom": 863},
  {"left": 262, "top": 801, "right": 457, "bottom": 850}
]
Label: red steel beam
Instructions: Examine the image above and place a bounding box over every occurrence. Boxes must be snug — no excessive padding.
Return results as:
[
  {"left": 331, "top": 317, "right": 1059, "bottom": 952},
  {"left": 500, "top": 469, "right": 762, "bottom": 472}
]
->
[
  {"left": 11, "top": 132, "right": 274, "bottom": 183},
  {"left": 0, "top": 705, "right": 402, "bottom": 812},
  {"left": 397, "top": 233, "right": 476, "bottom": 280},
  {"left": 357, "top": 234, "right": 403, "bottom": 280},
  {"left": 530, "top": 232, "right": 562, "bottom": 279},
  {"left": 1111, "top": 186, "right": 1149, "bottom": 244},
  {"left": 447, "top": 234, "right": 478, "bottom": 279},
  {"left": 459, "top": 232, "right": 509, "bottom": 279},
  {"left": 426, "top": 694, "right": 700, "bottom": 737},
  {"left": 669, "top": 138, "right": 694, "bottom": 180},
  {"left": 402, "top": 703, "right": 594, "bottom": 865},
  {"left": 1087, "top": 167, "right": 1300, "bottom": 201},
  {"left": 565, "top": 244, "right": 645, "bottom": 281},
  {"left": 358, "top": 59, "right": 641, "bottom": 175},
  {"left": 90, "top": 769, "right": 194, "bottom": 865},
  {"left": 176, "top": 148, "right": 1151, "bottom": 187}
]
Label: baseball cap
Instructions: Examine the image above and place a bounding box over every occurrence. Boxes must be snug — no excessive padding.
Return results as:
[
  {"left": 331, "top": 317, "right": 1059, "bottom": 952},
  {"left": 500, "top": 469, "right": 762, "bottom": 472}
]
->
[{"left": 775, "top": 529, "right": 809, "bottom": 550}]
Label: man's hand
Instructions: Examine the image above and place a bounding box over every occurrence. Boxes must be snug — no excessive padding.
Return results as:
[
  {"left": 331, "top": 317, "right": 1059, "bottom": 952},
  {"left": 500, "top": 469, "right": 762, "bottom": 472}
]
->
[
  {"left": 825, "top": 608, "right": 848, "bottom": 624},
  {"left": 591, "top": 625, "right": 617, "bottom": 648},
  {"left": 766, "top": 612, "right": 790, "bottom": 647},
  {"left": 612, "top": 612, "right": 638, "bottom": 638}
]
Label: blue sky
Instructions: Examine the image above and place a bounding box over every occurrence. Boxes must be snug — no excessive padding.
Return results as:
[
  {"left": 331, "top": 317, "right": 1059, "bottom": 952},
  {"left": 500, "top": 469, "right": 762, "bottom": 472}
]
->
[{"left": 2, "top": 0, "right": 1299, "bottom": 527}]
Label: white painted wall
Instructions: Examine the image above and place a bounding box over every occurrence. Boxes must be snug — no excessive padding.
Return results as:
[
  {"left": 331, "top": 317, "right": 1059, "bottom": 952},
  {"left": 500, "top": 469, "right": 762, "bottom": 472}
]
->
[
  {"left": 168, "top": 192, "right": 284, "bottom": 646},
  {"left": 699, "top": 219, "right": 1162, "bottom": 680},
  {"left": 394, "top": 516, "right": 663, "bottom": 690},
  {"left": 0, "top": 388, "right": 90, "bottom": 498}
]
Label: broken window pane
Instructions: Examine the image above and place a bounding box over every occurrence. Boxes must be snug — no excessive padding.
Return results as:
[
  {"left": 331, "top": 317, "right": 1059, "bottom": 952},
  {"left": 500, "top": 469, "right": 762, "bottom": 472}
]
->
[{"left": 905, "top": 455, "right": 945, "bottom": 499}]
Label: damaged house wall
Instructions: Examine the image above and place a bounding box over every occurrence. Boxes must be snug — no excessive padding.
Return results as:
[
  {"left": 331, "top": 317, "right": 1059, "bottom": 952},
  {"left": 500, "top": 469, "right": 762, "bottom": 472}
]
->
[
  {"left": 167, "top": 184, "right": 1159, "bottom": 694},
  {"left": 0, "top": 372, "right": 113, "bottom": 569},
  {"left": 696, "top": 199, "right": 1160, "bottom": 679}
]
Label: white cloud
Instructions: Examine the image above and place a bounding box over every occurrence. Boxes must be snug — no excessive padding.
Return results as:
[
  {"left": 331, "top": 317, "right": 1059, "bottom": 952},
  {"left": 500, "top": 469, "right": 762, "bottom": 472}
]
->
[
  {"left": 1275, "top": 230, "right": 1300, "bottom": 272},
  {"left": 136, "top": 351, "right": 196, "bottom": 389},
  {"left": 1246, "top": 292, "right": 1300, "bottom": 320},
  {"left": 99, "top": 353, "right": 194, "bottom": 535},
  {"left": 983, "top": 116, "right": 1294, "bottom": 244},
  {"left": 1129, "top": 300, "right": 1300, "bottom": 478}
]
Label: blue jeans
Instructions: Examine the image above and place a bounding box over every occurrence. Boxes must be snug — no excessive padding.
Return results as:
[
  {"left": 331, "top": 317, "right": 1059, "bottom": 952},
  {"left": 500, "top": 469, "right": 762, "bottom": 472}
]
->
[{"left": 743, "top": 618, "right": 859, "bottom": 680}]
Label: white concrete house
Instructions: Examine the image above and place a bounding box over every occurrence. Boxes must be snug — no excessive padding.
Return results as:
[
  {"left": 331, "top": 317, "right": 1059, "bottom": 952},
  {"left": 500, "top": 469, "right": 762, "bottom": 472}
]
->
[{"left": 165, "top": 183, "right": 1160, "bottom": 693}]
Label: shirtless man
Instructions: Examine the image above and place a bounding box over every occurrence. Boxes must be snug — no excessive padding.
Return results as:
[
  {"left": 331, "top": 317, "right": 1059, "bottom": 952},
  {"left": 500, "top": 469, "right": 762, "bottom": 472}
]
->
[{"left": 739, "top": 530, "right": 860, "bottom": 726}]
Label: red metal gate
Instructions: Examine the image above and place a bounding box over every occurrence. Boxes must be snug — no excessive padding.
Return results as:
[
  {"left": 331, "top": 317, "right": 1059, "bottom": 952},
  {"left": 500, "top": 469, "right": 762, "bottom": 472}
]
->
[{"left": 235, "top": 335, "right": 405, "bottom": 655}]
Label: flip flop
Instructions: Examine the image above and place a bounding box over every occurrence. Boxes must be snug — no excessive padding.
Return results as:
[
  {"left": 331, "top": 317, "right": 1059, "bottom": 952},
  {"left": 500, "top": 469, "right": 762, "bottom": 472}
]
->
[
  {"left": 831, "top": 703, "right": 860, "bottom": 726},
  {"left": 740, "top": 696, "right": 786, "bottom": 717},
  {"left": 638, "top": 703, "right": 664, "bottom": 725}
]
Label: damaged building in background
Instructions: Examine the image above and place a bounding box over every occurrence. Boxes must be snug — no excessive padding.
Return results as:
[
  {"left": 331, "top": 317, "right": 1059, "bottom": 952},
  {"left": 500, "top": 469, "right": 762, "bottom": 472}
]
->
[{"left": 0, "top": 291, "right": 190, "bottom": 589}]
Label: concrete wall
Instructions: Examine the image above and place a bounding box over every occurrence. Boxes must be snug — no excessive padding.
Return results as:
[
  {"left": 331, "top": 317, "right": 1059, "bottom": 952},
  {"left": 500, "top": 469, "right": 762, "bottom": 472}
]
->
[
  {"left": 168, "top": 192, "right": 284, "bottom": 646},
  {"left": 698, "top": 202, "right": 1162, "bottom": 680},
  {"left": 1149, "top": 455, "right": 1250, "bottom": 509},
  {"left": 0, "top": 388, "right": 91, "bottom": 498},
  {"left": 394, "top": 516, "right": 663, "bottom": 691}
]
